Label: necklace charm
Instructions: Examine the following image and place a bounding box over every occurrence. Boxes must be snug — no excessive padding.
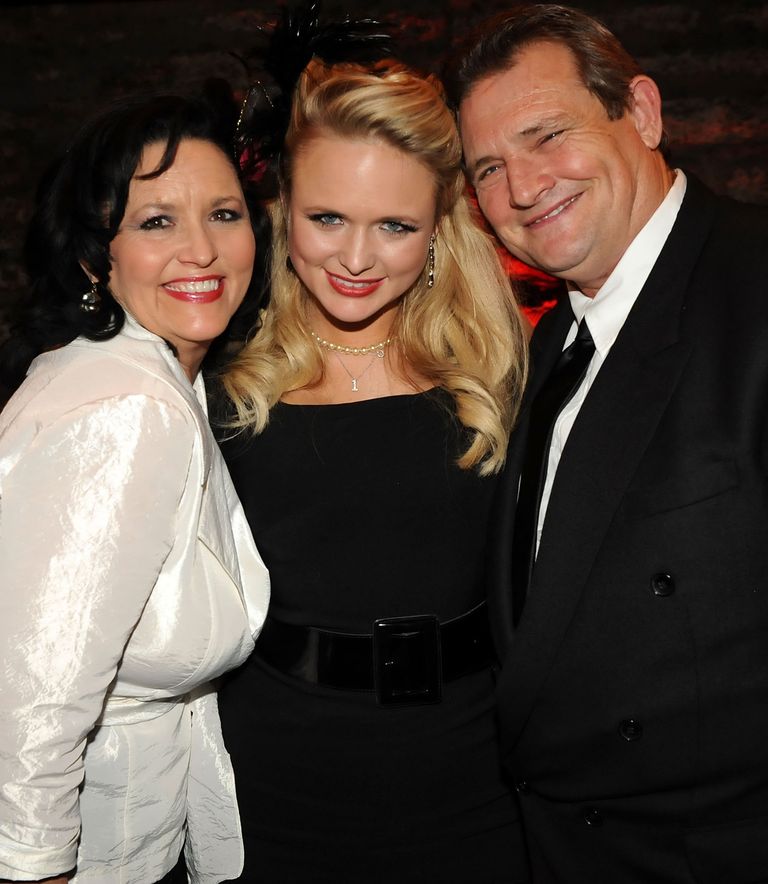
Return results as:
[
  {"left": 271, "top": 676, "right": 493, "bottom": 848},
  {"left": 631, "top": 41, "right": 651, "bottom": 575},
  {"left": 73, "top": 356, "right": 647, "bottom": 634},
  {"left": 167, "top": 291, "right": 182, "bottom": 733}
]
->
[{"left": 333, "top": 352, "right": 377, "bottom": 392}]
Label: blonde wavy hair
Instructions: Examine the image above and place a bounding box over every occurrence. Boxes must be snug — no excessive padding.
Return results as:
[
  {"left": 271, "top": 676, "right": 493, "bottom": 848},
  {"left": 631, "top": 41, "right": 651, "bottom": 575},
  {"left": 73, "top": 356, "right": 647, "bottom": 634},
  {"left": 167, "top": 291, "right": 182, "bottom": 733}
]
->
[{"left": 222, "top": 58, "right": 528, "bottom": 475}]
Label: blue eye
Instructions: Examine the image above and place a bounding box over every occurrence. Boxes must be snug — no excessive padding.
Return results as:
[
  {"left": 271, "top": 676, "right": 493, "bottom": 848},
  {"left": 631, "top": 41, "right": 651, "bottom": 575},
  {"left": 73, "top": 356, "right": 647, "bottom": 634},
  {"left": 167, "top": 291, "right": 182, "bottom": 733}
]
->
[
  {"left": 309, "top": 213, "right": 343, "bottom": 226},
  {"left": 139, "top": 215, "right": 172, "bottom": 230},
  {"left": 380, "top": 220, "right": 418, "bottom": 235}
]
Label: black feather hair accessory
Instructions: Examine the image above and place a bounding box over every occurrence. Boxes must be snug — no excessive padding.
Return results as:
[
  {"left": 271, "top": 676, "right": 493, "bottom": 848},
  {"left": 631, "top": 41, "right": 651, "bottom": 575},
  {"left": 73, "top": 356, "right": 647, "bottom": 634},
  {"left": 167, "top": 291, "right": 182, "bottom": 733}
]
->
[{"left": 234, "top": 1, "right": 393, "bottom": 193}]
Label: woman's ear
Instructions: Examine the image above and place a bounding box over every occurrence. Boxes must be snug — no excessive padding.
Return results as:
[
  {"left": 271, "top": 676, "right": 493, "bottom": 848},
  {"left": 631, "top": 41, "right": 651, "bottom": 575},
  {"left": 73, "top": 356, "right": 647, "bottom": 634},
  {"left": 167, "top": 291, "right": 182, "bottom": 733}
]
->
[{"left": 78, "top": 261, "right": 97, "bottom": 285}]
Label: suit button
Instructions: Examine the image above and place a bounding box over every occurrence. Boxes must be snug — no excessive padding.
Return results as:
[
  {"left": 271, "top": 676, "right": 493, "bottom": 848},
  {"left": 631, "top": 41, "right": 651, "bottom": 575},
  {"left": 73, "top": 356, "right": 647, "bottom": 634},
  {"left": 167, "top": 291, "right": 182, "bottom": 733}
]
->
[
  {"left": 651, "top": 572, "right": 675, "bottom": 596},
  {"left": 515, "top": 780, "right": 530, "bottom": 795},
  {"left": 618, "top": 719, "right": 643, "bottom": 741},
  {"left": 584, "top": 807, "right": 603, "bottom": 827}
]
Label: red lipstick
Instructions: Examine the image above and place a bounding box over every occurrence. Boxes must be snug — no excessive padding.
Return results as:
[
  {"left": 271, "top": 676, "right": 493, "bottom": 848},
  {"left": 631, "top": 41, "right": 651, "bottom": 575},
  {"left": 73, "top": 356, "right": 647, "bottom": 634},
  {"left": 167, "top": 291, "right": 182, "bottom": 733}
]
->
[
  {"left": 325, "top": 271, "right": 384, "bottom": 298},
  {"left": 163, "top": 276, "right": 224, "bottom": 304}
]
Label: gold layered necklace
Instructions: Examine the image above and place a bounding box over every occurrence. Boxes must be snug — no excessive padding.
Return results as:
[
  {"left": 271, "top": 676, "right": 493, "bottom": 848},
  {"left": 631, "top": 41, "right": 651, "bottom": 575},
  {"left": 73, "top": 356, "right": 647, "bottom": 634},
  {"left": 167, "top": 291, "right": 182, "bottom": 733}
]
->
[
  {"left": 309, "top": 329, "right": 393, "bottom": 392},
  {"left": 309, "top": 329, "right": 392, "bottom": 357}
]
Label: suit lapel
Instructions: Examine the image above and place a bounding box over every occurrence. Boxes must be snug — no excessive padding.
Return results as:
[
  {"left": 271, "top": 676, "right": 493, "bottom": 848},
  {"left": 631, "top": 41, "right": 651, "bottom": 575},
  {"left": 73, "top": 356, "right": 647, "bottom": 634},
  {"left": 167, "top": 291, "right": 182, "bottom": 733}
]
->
[
  {"left": 489, "top": 299, "right": 574, "bottom": 651},
  {"left": 498, "top": 177, "right": 718, "bottom": 746}
]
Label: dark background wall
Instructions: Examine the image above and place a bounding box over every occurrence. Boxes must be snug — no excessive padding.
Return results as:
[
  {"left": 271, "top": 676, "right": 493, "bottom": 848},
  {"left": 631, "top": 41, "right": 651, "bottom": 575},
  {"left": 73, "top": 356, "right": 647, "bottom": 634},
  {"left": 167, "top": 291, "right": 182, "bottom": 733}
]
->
[{"left": 2, "top": 0, "right": 766, "bottom": 334}]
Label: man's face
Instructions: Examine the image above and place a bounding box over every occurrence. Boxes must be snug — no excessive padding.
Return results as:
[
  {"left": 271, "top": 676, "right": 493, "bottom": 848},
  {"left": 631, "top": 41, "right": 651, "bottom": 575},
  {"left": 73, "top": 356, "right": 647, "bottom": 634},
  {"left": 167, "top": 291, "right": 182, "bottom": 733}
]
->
[{"left": 460, "top": 40, "right": 667, "bottom": 296}]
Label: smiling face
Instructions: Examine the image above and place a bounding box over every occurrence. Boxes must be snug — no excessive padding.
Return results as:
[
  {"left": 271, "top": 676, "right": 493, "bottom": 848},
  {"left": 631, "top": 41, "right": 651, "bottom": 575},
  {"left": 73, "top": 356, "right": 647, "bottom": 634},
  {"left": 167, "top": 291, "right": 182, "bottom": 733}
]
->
[
  {"left": 287, "top": 134, "right": 437, "bottom": 339},
  {"left": 107, "top": 138, "right": 255, "bottom": 378},
  {"left": 459, "top": 40, "right": 672, "bottom": 296}
]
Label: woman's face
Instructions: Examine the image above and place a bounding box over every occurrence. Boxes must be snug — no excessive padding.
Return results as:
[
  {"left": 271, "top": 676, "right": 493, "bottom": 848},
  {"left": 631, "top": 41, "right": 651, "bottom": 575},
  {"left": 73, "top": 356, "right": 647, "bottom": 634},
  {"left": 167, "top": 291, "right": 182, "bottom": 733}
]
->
[
  {"left": 287, "top": 134, "right": 437, "bottom": 336},
  {"left": 107, "top": 138, "right": 255, "bottom": 378}
]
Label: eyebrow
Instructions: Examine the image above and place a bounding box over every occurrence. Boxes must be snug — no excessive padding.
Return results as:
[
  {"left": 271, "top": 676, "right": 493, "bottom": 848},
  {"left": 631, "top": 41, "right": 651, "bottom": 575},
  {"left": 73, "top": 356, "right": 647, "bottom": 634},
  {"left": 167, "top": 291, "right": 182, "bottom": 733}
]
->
[
  {"left": 303, "top": 205, "right": 347, "bottom": 218},
  {"left": 130, "top": 195, "right": 244, "bottom": 213},
  {"left": 375, "top": 210, "right": 422, "bottom": 224},
  {"left": 521, "top": 111, "right": 571, "bottom": 136},
  {"left": 520, "top": 123, "right": 547, "bottom": 137},
  {"left": 130, "top": 201, "right": 176, "bottom": 213},
  {"left": 304, "top": 206, "right": 422, "bottom": 225}
]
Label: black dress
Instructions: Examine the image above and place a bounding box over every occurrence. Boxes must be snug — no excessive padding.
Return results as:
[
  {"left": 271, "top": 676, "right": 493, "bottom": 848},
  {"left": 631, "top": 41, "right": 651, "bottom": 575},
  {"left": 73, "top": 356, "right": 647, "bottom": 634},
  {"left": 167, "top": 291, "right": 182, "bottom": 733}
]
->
[{"left": 219, "top": 390, "right": 528, "bottom": 883}]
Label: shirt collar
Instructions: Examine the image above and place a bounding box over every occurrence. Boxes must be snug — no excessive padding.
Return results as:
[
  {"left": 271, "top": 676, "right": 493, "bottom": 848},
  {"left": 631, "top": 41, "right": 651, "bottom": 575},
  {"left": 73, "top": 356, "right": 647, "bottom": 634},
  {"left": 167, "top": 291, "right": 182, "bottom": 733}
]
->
[
  {"left": 120, "top": 309, "right": 206, "bottom": 404},
  {"left": 568, "top": 170, "right": 687, "bottom": 356}
]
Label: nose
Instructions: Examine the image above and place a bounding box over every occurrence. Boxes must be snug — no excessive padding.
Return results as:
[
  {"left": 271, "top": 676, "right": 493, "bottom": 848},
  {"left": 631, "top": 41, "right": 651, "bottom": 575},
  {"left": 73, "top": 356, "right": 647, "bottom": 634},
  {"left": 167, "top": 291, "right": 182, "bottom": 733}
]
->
[
  {"left": 506, "top": 160, "right": 555, "bottom": 209},
  {"left": 338, "top": 228, "right": 375, "bottom": 276},
  {"left": 178, "top": 221, "right": 217, "bottom": 267}
]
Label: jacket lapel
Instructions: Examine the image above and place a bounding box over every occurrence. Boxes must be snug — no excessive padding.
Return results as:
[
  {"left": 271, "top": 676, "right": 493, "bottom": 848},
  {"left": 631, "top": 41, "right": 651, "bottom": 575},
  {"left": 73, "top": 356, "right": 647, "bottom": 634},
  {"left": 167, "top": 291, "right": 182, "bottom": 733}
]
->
[
  {"left": 498, "top": 177, "right": 718, "bottom": 746},
  {"left": 190, "top": 393, "right": 244, "bottom": 595},
  {"left": 488, "top": 299, "right": 574, "bottom": 651}
]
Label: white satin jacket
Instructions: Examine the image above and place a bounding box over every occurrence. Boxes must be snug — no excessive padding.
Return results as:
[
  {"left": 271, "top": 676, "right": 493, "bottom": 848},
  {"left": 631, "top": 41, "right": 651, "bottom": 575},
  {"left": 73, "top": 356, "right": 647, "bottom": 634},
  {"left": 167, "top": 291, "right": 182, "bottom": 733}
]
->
[{"left": 0, "top": 314, "right": 269, "bottom": 883}]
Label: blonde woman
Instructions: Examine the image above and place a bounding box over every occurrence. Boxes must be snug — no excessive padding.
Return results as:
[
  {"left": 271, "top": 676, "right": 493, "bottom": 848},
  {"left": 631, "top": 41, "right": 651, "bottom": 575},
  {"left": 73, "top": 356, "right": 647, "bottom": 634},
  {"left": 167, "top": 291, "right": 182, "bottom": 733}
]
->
[{"left": 218, "top": 50, "right": 529, "bottom": 883}]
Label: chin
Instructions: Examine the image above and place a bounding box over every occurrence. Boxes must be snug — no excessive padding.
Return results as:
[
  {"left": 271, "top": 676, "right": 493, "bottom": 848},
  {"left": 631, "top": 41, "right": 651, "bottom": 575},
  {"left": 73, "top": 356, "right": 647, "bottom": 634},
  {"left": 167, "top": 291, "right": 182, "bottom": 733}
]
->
[{"left": 324, "top": 302, "right": 380, "bottom": 325}]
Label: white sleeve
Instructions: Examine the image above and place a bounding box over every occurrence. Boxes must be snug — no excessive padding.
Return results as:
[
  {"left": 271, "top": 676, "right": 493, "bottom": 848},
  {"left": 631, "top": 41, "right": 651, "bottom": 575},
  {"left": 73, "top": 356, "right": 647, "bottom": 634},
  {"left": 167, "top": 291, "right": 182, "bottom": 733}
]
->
[{"left": 0, "top": 393, "right": 196, "bottom": 880}]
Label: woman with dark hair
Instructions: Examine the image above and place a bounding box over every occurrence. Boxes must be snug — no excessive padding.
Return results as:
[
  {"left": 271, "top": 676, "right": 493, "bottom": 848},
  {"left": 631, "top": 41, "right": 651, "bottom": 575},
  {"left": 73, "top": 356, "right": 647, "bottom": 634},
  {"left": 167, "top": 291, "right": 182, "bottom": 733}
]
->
[{"left": 0, "top": 95, "right": 270, "bottom": 883}]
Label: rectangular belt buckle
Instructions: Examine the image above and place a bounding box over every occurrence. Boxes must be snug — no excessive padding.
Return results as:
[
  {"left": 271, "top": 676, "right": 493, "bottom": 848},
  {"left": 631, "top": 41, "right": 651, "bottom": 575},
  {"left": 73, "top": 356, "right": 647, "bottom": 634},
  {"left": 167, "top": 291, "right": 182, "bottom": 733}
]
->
[{"left": 372, "top": 614, "right": 442, "bottom": 706}]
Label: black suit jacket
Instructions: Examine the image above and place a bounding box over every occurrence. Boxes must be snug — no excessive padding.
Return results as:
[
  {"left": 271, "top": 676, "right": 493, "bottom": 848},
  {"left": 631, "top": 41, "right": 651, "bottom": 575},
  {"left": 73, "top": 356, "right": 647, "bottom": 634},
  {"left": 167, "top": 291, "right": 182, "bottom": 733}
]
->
[{"left": 490, "top": 176, "right": 768, "bottom": 883}]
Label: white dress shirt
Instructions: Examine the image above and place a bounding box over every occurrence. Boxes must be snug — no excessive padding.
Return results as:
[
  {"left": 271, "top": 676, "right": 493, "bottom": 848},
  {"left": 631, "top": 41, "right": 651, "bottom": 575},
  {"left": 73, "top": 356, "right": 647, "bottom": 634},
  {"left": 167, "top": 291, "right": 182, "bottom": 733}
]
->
[
  {"left": 0, "top": 314, "right": 270, "bottom": 883},
  {"left": 535, "top": 171, "right": 687, "bottom": 553}
]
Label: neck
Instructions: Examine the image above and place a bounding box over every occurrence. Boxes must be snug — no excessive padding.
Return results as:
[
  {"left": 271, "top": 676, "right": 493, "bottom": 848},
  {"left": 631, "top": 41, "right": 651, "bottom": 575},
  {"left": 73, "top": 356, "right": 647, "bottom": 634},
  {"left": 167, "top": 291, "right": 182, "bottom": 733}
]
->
[
  {"left": 177, "top": 346, "right": 205, "bottom": 383},
  {"left": 305, "top": 298, "right": 399, "bottom": 348}
]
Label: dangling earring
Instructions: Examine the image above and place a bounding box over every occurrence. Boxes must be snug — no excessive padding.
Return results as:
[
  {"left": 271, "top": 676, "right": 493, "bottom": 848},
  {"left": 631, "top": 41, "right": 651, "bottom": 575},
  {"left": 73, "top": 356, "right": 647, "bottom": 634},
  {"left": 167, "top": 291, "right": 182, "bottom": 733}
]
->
[
  {"left": 427, "top": 234, "right": 436, "bottom": 289},
  {"left": 80, "top": 281, "right": 101, "bottom": 314}
]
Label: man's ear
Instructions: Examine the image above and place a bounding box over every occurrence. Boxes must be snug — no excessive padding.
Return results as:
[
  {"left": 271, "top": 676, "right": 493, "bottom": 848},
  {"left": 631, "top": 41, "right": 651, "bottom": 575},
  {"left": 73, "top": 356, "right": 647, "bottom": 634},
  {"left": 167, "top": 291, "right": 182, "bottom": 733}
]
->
[{"left": 627, "top": 75, "right": 665, "bottom": 150}]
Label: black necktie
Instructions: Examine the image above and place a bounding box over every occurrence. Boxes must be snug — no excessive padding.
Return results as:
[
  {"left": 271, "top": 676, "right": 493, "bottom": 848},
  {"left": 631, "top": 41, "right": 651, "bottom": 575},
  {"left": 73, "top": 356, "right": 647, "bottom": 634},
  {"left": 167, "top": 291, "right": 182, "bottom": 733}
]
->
[{"left": 510, "top": 318, "right": 596, "bottom": 624}]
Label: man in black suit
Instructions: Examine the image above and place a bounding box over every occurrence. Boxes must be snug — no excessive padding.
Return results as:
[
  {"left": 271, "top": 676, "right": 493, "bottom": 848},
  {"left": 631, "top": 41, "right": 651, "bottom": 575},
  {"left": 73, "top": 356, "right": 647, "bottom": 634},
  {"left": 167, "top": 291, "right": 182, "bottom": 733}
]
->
[{"left": 447, "top": 5, "right": 768, "bottom": 882}]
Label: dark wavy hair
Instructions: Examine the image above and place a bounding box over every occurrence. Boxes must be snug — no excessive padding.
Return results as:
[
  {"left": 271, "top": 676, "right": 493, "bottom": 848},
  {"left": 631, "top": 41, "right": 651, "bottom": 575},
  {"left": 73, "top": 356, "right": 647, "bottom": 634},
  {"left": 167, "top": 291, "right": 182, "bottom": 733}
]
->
[{"left": 1, "top": 90, "right": 270, "bottom": 393}]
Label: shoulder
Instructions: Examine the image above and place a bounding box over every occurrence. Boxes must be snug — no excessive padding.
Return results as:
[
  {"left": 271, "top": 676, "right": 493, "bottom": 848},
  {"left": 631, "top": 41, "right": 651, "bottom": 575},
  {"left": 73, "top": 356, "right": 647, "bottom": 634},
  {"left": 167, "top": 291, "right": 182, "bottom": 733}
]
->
[
  {"left": 659, "top": 178, "right": 768, "bottom": 354},
  {"left": 43, "top": 330, "right": 196, "bottom": 408},
  {"left": 681, "top": 174, "right": 768, "bottom": 259},
  {"left": 652, "top": 175, "right": 767, "bottom": 325},
  {"left": 0, "top": 338, "right": 198, "bottom": 446}
]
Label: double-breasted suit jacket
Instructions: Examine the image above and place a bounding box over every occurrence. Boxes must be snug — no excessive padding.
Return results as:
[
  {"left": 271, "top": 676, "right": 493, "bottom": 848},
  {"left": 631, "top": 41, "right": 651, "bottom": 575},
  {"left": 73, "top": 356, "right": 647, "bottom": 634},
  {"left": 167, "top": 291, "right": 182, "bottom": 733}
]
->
[{"left": 490, "top": 176, "right": 768, "bottom": 883}]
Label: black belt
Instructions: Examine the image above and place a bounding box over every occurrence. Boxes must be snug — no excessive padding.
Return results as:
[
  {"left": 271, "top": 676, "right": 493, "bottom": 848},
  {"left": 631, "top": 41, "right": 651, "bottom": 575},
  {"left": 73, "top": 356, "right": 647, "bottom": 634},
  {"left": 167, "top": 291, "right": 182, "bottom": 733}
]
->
[{"left": 254, "top": 602, "right": 492, "bottom": 706}]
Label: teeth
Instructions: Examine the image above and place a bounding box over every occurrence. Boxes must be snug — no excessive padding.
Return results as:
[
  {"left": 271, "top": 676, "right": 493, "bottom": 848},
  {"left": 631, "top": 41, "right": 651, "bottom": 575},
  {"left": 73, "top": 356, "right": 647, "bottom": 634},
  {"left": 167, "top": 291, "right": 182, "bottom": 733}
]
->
[
  {"left": 534, "top": 196, "right": 577, "bottom": 224},
  {"left": 332, "top": 276, "right": 377, "bottom": 288},
  {"left": 165, "top": 279, "right": 220, "bottom": 293}
]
